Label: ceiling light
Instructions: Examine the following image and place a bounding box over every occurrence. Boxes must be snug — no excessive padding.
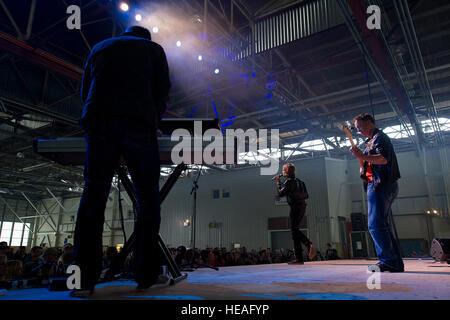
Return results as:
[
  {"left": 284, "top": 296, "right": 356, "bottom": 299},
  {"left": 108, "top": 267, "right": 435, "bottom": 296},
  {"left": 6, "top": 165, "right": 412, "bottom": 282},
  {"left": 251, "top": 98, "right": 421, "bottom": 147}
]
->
[{"left": 119, "top": 2, "right": 129, "bottom": 12}]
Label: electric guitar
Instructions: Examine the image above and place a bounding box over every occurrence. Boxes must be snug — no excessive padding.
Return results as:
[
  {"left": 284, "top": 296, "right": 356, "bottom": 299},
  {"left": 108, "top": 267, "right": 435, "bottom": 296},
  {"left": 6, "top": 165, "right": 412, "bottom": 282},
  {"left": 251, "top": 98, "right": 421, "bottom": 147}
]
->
[{"left": 342, "top": 123, "right": 371, "bottom": 188}]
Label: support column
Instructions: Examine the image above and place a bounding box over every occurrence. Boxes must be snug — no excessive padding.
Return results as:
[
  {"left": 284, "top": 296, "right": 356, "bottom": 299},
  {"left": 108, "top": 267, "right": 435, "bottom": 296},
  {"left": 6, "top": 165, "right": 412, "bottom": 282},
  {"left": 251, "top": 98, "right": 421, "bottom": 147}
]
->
[
  {"left": 439, "top": 147, "right": 450, "bottom": 218},
  {"left": 110, "top": 190, "right": 119, "bottom": 246},
  {"left": 54, "top": 198, "right": 64, "bottom": 247},
  {"left": 0, "top": 202, "right": 5, "bottom": 240},
  {"left": 32, "top": 217, "right": 38, "bottom": 247}
]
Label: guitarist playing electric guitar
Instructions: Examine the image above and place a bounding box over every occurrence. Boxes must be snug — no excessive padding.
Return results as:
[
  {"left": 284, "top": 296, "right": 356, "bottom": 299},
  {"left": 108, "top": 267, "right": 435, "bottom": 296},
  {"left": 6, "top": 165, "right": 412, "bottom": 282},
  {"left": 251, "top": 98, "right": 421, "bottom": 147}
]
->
[{"left": 347, "top": 113, "right": 403, "bottom": 273}]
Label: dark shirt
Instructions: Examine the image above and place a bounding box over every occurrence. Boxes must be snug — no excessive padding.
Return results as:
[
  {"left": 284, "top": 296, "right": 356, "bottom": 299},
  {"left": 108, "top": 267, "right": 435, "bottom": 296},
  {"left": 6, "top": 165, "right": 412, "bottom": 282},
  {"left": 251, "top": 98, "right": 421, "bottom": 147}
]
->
[
  {"left": 277, "top": 176, "right": 309, "bottom": 206},
  {"left": 363, "top": 128, "right": 401, "bottom": 190},
  {"left": 80, "top": 35, "right": 171, "bottom": 131},
  {"left": 325, "top": 248, "right": 339, "bottom": 260}
]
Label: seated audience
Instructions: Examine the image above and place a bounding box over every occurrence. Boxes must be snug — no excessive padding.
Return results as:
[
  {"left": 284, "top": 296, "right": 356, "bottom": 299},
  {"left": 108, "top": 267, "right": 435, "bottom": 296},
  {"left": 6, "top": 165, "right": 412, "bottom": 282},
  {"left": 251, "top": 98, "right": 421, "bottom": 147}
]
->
[
  {"left": 325, "top": 243, "right": 340, "bottom": 260},
  {"left": 23, "top": 246, "right": 44, "bottom": 278},
  {"left": 7, "top": 260, "right": 23, "bottom": 280},
  {"left": 13, "top": 246, "right": 27, "bottom": 262},
  {"left": 103, "top": 246, "right": 118, "bottom": 269},
  {"left": 59, "top": 243, "right": 75, "bottom": 271},
  {"left": 0, "top": 255, "right": 7, "bottom": 281},
  {"left": 43, "top": 248, "right": 64, "bottom": 277},
  {"left": 0, "top": 242, "right": 12, "bottom": 259}
]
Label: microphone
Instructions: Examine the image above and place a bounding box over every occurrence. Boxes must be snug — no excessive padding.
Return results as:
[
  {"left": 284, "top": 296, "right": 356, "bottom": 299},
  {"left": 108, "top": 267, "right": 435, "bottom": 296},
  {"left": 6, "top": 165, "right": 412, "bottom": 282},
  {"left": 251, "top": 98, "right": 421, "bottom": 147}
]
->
[{"left": 271, "top": 174, "right": 282, "bottom": 181}]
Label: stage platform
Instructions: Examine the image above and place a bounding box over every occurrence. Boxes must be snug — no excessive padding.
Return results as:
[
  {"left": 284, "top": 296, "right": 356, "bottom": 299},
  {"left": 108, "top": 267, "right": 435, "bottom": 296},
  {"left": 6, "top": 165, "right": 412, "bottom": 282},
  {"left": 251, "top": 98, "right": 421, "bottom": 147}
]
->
[{"left": 1, "top": 259, "right": 449, "bottom": 300}]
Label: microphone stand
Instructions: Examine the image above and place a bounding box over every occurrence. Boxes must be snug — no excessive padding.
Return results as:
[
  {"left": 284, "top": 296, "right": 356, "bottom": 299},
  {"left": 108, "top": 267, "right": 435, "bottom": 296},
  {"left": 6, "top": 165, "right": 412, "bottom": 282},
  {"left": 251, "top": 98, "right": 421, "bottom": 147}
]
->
[{"left": 181, "top": 165, "right": 219, "bottom": 271}]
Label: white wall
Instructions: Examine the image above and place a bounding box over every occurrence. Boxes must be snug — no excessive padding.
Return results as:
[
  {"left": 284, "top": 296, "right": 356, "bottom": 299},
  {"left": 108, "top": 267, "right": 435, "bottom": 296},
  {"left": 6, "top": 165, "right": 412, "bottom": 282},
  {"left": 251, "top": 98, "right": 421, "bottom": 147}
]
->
[
  {"left": 325, "top": 158, "right": 352, "bottom": 241},
  {"left": 159, "top": 156, "right": 330, "bottom": 250}
]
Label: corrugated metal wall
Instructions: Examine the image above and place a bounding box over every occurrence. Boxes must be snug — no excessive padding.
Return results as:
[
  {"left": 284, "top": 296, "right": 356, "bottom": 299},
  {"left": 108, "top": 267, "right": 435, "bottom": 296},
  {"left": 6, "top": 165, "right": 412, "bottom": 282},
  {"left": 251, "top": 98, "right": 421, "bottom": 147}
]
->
[
  {"left": 255, "top": 0, "right": 342, "bottom": 54},
  {"left": 225, "top": 0, "right": 343, "bottom": 60},
  {"left": 325, "top": 158, "right": 352, "bottom": 244}
]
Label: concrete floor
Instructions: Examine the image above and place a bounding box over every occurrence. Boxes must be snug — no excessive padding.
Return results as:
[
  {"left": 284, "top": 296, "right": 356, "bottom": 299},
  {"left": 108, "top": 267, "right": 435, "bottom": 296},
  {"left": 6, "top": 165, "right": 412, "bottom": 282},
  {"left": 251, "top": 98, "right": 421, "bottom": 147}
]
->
[{"left": 1, "top": 259, "right": 449, "bottom": 300}]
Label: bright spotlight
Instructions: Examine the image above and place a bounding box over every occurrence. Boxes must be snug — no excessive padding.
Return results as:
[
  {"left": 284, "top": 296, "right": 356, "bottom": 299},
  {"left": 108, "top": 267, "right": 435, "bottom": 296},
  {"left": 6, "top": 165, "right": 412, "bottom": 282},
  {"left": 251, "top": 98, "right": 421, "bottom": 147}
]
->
[
  {"left": 198, "top": 55, "right": 203, "bottom": 61},
  {"left": 119, "top": 2, "right": 129, "bottom": 12},
  {"left": 176, "top": 40, "right": 182, "bottom": 47},
  {"left": 135, "top": 14, "right": 142, "bottom": 22},
  {"left": 214, "top": 68, "right": 220, "bottom": 74},
  {"left": 152, "top": 26, "right": 159, "bottom": 33}
]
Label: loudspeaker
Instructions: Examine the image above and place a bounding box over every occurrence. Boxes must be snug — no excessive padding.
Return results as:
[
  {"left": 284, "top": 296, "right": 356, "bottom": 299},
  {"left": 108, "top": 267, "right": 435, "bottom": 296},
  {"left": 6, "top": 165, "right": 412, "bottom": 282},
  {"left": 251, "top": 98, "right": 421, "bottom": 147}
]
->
[
  {"left": 430, "top": 238, "right": 450, "bottom": 262},
  {"left": 351, "top": 213, "right": 367, "bottom": 231}
]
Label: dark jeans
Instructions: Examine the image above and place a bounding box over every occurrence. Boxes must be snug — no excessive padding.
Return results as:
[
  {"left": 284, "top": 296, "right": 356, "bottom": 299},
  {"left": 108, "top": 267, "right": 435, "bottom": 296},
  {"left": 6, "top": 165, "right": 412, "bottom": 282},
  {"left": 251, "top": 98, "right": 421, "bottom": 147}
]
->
[
  {"left": 290, "top": 202, "right": 312, "bottom": 262},
  {"left": 73, "top": 119, "right": 161, "bottom": 289},
  {"left": 367, "top": 182, "right": 404, "bottom": 270}
]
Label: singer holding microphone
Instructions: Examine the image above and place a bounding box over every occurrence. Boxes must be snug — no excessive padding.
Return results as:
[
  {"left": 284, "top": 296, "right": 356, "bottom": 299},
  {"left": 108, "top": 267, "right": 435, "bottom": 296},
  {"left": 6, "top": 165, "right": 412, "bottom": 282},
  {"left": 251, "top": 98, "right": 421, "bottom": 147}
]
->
[{"left": 274, "top": 163, "right": 316, "bottom": 264}]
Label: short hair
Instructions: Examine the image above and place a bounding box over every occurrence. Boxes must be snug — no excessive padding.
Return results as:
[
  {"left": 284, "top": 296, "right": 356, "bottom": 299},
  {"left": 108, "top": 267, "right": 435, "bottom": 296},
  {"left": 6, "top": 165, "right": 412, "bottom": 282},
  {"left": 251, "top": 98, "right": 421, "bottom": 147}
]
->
[
  {"left": 353, "top": 113, "right": 375, "bottom": 123},
  {"left": 282, "top": 163, "right": 296, "bottom": 177},
  {"left": 31, "top": 246, "right": 42, "bottom": 253},
  {"left": 121, "top": 26, "right": 151, "bottom": 40},
  {"left": 43, "top": 248, "right": 59, "bottom": 257}
]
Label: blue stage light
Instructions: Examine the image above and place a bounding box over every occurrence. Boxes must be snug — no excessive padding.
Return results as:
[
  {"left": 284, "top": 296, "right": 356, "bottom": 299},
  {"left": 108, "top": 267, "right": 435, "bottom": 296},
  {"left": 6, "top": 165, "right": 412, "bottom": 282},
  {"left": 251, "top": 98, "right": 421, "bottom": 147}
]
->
[
  {"left": 221, "top": 121, "right": 234, "bottom": 128},
  {"left": 220, "top": 116, "right": 237, "bottom": 122},
  {"left": 212, "top": 101, "right": 219, "bottom": 118}
]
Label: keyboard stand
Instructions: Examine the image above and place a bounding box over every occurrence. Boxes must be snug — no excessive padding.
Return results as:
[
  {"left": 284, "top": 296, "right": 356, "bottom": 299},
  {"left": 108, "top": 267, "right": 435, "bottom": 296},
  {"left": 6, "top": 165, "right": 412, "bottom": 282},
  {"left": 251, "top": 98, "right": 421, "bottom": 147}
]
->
[{"left": 103, "top": 163, "right": 188, "bottom": 284}]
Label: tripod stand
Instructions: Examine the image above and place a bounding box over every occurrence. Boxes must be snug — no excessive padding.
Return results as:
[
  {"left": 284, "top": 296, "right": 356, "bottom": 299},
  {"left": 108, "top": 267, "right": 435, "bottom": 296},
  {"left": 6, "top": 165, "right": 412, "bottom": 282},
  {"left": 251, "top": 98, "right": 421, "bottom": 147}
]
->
[{"left": 181, "top": 165, "right": 219, "bottom": 271}]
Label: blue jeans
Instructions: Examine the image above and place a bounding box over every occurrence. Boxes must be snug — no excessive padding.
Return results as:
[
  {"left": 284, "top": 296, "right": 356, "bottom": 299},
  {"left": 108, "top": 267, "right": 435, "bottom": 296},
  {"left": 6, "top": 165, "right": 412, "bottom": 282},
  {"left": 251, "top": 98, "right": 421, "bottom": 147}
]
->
[
  {"left": 73, "top": 119, "right": 160, "bottom": 289},
  {"left": 367, "top": 182, "right": 404, "bottom": 270}
]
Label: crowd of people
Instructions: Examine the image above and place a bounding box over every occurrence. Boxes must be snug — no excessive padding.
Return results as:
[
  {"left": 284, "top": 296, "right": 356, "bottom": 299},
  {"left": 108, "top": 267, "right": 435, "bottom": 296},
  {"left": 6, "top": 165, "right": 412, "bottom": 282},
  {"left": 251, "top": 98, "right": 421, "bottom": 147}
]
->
[
  {"left": 1, "top": 239, "right": 342, "bottom": 284},
  {"left": 169, "top": 245, "right": 339, "bottom": 269},
  {"left": 0, "top": 241, "right": 128, "bottom": 284},
  {"left": 0, "top": 241, "right": 76, "bottom": 284}
]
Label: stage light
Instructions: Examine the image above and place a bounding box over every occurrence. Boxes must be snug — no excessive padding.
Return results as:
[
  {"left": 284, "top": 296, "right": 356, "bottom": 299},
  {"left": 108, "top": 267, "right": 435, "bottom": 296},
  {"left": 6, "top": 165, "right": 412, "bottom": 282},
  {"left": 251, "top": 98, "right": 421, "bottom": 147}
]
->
[
  {"left": 152, "top": 26, "right": 159, "bottom": 33},
  {"left": 119, "top": 2, "right": 129, "bottom": 12},
  {"left": 198, "top": 55, "right": 203, "bottom": 61},
  {"left": 135, "top": 14, "right": 142, "bottom": 22},
  {"left": 214, "top": 68, "right": 220, "bottom": 74},
  {"left": 176, "top": 40, "right": 182, "bottom": 47}
]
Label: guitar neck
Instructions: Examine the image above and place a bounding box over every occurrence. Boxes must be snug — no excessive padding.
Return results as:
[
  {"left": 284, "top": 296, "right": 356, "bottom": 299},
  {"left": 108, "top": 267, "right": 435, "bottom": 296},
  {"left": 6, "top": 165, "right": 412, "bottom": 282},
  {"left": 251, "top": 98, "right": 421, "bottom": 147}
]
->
[{"left": 344, "top": 127, "right": 365, "bottom": 168}]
